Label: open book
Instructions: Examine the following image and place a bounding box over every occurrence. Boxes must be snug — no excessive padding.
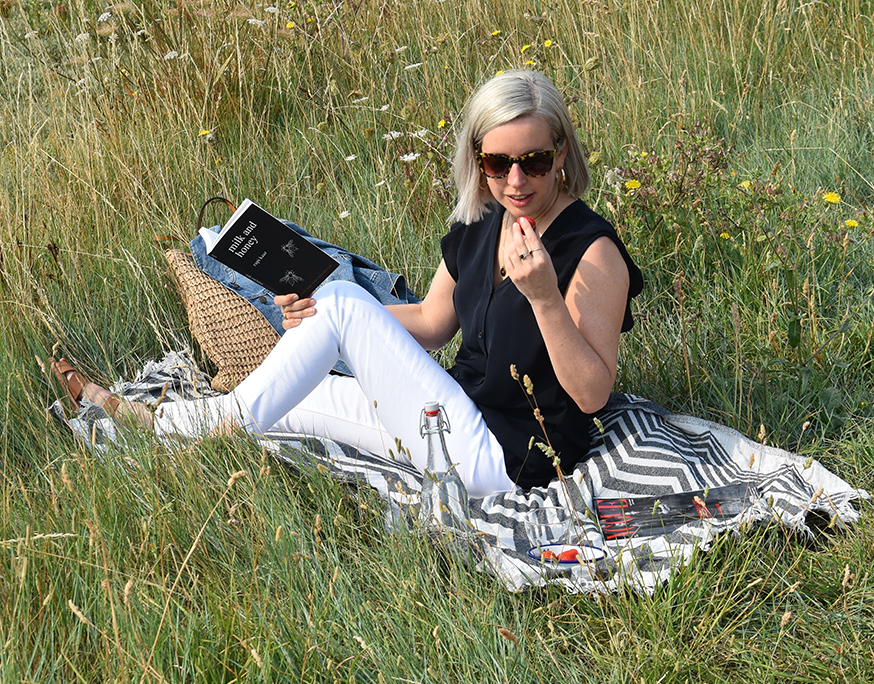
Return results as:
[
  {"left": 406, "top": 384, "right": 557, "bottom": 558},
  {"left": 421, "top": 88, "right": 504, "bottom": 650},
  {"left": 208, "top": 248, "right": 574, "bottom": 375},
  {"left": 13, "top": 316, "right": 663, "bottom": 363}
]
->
[
  {"left": 199, "top": 199, "right": 339, "bottom": 297},
  {"left": 595, "top": 483, "right": 757, "bottom": 540}
]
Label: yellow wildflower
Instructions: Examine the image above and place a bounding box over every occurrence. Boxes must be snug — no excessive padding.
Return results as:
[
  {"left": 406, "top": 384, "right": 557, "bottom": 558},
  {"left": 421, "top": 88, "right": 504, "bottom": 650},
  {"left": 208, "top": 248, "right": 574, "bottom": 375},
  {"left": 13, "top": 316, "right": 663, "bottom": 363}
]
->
[
  {"left": 198, "top": 129, "right": 212, "bottom": 137},
  {"left": 544, "top": 39, "right": 554, "bottom": 47},
  {"left": 524, "top": 60, "right": 535, "bottom": 66},
  {"left": 438, "top": 119, "right": 447, "bottom": 129},
  {"left": 823, "top": 192, "right": 841, "bottom": 204},
  {"left": 495, "top": 70, "right": 504, "bottom": 76},
  {"left": 624, "top": 179, "right": 641, "bottom": 190},
  {"left": 719, "top": 232, "right": 730, "bottom": 239},
  {"left": 491, "top": 30, "right": 501, "bottom": 36},
  {"left": 845, "top": 219, "right": 859, "bottom": 227},
  {"left": 521, "top": 44, "right": 531, "bottom": 52},
  {"left": 740, "top": 180, "right": 752, "bottom": 190},
  {"left": 286, "top": 21, "right": 295, "bottom": 28}
]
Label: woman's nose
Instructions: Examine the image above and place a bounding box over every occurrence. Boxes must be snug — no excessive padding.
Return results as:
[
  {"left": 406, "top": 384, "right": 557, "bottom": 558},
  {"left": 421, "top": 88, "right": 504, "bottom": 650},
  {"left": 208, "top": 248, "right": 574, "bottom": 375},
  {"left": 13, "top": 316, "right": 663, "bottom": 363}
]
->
[{"left": 506, "top": 162, "right": 527, "bottom": 186}]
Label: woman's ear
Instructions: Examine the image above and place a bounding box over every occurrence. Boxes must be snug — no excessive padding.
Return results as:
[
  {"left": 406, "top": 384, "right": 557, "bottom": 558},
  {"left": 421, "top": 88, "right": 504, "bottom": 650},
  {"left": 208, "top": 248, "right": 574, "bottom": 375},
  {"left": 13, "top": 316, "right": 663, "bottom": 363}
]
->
[{"left": 555, "top": 138, "right": 569, "bottom": 167}]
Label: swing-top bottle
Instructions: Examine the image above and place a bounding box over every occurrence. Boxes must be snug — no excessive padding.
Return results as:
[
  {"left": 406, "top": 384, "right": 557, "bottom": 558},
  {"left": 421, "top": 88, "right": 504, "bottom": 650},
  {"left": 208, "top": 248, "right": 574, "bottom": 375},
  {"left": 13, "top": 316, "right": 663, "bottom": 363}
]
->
[{"left": 418, "top": 401, "right": 470, "bottom": 530}]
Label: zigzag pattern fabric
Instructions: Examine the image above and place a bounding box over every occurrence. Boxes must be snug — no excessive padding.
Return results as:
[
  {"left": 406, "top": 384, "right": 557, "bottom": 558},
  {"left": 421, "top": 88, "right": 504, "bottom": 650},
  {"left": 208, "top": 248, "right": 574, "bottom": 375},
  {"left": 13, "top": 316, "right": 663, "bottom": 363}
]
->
[{"left": 70, "top": 353, "right": 866, "bottom": 595}]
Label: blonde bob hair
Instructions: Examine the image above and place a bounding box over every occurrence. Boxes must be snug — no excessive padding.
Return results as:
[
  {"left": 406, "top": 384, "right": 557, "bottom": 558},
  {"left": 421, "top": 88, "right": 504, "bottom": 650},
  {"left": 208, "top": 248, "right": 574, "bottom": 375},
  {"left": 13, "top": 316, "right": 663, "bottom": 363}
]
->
[{"left": 449, "top": 70, "right": 590, "bottom": 225}]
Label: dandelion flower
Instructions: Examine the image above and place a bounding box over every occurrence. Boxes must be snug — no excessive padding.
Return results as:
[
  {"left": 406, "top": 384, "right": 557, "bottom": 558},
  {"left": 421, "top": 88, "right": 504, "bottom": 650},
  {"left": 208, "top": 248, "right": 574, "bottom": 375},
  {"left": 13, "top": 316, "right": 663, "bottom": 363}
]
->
[
  {"left": 624, "top": 179, "right": 641, "bottom": 190},
  {"left": 524, "top": 60, "right": 535, "bottom": 66},
  {"left": 521, "top": 44, "right": 532, "bottom": 52},
  {"left": 286, "top": 21, "right": 295, "bottom": 28},
  {"left": 845, "top": 219, "right": 859, "bottom": 227},
  {"left": 495, "top": 70, "right": 504, "bottom": 76},
  {"left": 400, "top": 152, "right": 420, "bottom": 162},
  {"left": 823, "top": 191, "right": 841, "bottom": 204},
  {"left": 438, "top": 119, "right": 447, "bottom": 129},
  {"left": 544, "top": 39, "right": 554, "bottom": 47},
  {"left": 491, "top": 30, "right": 501, "bottom": 36},
  {"left": 339, "top": 210, "right": 351, "bottom": 218},
  {"left": 345, "top": 154, "right": 357, "bottom": 161},
  {"left": 719, "top": 232, "right": 730, "bottom": 239},
  {"left": 198, "top": 129, "right": 212, "bottom": 137}
]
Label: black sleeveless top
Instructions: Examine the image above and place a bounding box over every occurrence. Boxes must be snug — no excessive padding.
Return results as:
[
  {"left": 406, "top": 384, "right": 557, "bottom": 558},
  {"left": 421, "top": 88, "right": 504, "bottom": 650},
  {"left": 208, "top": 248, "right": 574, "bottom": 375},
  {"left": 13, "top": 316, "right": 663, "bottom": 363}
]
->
[{"left": 441, "top": 199, "right": 643, "bottom": 489}]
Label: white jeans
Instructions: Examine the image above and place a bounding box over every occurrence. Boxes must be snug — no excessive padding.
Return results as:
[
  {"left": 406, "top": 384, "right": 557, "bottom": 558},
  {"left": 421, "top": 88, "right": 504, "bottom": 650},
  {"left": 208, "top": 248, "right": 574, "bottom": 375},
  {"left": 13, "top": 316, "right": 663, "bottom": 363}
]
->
[{"left": 155, "top": 281, "right": 516, "bottom": 497}]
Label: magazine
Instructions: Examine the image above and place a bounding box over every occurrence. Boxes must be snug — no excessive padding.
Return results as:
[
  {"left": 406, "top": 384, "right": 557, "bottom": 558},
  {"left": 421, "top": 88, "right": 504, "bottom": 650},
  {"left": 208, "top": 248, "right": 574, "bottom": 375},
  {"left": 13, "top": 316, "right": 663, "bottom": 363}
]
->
[{"left": 595, "top": 483, "right": 757, "bottom": 540}]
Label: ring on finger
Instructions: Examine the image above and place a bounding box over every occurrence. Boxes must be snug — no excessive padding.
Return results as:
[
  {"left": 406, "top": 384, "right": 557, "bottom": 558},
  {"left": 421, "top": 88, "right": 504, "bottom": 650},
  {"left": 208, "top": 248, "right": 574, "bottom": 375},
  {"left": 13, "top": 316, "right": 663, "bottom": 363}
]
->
[
  {"left": 529, "top": 248, "right": 542, "bottom": 254},
  {"left": 519, "top": 252, "right": 527, "bottom": 260}
]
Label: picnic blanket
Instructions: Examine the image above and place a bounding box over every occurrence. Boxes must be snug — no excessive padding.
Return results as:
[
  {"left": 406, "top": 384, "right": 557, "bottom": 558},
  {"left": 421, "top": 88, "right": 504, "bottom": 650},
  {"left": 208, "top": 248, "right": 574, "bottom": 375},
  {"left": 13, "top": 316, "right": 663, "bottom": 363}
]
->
[{"left": 54, "top": 351, "right": 869, "bottom": 595}]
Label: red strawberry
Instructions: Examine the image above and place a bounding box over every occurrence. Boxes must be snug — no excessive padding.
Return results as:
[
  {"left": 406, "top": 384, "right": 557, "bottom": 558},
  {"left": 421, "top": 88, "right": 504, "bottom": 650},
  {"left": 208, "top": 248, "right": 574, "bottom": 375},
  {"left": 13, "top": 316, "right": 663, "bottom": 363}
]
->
[{"left": 559, "top": 548, "right": 581, "bottom": 562}]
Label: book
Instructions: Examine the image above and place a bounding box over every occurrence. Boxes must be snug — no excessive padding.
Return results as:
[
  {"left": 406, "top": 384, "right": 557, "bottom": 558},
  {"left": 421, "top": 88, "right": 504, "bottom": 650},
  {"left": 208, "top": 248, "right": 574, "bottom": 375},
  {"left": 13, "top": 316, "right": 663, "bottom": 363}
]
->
[
  {"left": 199, "top": 199, "right": 339, "bottom": 298},
  {"left": 594, "top": 483, "right": 757, "bottom": 540}
]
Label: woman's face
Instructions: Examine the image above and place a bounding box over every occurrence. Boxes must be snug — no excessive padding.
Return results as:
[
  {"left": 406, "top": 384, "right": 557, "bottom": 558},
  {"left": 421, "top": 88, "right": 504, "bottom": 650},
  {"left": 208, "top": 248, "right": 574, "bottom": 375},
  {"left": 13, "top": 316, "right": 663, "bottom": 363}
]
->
[{"left": 479, "top": 116, "right": 568, "bottom": 224}]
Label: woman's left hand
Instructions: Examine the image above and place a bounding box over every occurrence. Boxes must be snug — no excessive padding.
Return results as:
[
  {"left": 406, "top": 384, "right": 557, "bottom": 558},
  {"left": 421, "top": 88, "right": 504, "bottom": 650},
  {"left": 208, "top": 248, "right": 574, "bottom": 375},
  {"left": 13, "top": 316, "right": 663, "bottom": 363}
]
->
[
  {"left": 274, "top": 293, "right": 317, "bottom": 330},
  {"left": 503, "top": 217, "right": 559, "bottom": 304}
]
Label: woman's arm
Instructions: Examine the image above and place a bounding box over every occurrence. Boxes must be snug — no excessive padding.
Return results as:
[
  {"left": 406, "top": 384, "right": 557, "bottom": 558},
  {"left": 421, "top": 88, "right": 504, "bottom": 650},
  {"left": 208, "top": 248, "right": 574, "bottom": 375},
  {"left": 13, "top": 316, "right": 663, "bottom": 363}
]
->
[
  {"left": 387, "top": 260, "right": 460, "bottom": 350},
  {"left": 504, "top": 220, "right": 630, "bottom": 414}
]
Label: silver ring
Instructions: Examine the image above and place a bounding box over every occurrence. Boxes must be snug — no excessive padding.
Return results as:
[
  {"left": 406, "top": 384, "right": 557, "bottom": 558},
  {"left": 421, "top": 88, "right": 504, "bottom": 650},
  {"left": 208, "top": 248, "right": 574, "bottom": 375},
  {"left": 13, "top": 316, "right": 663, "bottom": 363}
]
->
[
  {"left": 519, "top": 252, "right": 527, "bottom": 260},
  {"left": 529, "top": 248, "right": 542, "bottom": 254}
]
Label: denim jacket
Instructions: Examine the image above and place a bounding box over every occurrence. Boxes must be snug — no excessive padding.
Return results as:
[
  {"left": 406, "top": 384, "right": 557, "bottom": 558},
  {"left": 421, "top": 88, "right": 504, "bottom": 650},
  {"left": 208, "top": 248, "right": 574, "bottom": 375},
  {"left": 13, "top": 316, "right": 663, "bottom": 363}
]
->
[{"left": 190, "top": 219, "right": 420, "bottom": 376}]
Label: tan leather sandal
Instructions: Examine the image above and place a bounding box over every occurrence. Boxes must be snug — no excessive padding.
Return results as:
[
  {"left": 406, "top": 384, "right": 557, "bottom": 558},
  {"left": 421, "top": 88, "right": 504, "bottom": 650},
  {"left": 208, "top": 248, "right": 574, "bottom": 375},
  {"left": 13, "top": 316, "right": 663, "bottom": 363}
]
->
[{"left": 50, "top": 357, "right": 121, "bottom": 416}]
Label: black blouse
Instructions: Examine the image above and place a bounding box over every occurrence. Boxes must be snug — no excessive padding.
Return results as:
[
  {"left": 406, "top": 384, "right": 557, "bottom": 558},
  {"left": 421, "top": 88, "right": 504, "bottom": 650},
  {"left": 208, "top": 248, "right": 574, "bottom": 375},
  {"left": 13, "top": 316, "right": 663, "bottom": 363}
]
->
[{"left": 441, "top": 199, "right": 643, "bottom": 489}]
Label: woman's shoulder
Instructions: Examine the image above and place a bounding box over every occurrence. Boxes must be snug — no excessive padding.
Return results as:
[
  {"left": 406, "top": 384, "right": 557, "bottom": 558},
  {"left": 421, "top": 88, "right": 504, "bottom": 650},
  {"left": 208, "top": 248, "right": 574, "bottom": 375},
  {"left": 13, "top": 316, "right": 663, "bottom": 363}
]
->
[{"left": 553, "top": 199, "right": 615, "bottom": 237}]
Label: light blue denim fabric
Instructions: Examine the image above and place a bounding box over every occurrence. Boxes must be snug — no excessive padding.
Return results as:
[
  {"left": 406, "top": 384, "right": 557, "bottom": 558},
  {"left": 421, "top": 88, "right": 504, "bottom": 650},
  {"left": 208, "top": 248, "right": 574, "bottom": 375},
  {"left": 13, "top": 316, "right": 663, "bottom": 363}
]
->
[{"left": 189, "top": 219, "right": 420, "bottom": 376}]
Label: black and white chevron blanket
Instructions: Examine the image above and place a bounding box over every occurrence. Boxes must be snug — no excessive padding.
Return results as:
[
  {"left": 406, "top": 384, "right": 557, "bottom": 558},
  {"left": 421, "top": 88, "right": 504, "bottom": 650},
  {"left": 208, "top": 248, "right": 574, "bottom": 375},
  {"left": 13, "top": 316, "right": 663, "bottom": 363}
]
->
[{"left": 61, "top": 351, "right": 868, "bottom": 595}]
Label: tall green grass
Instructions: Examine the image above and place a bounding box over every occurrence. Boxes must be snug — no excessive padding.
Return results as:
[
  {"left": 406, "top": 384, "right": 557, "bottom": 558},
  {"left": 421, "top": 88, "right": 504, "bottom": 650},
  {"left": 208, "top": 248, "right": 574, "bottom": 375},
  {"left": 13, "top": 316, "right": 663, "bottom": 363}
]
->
[{"left": 0, "top": 0, "right": 872, "bottom": 680}]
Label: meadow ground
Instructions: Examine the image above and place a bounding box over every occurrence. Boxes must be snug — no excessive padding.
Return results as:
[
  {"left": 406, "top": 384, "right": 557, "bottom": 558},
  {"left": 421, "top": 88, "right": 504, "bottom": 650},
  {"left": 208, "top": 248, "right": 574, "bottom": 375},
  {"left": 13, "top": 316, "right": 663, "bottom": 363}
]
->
[{"left": 0, "top": 0, "right": 872, "bottom": 681}]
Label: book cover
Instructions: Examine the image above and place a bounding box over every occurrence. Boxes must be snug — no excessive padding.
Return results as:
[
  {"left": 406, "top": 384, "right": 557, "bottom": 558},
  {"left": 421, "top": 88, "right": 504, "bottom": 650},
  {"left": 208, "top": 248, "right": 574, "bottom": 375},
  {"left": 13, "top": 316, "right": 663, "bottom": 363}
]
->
[
  {"left": 201, "top": 199, "right": 339, "bottom": 297},
  {"left": 595, "top": 483, "right": 757, "bottom": 540}
]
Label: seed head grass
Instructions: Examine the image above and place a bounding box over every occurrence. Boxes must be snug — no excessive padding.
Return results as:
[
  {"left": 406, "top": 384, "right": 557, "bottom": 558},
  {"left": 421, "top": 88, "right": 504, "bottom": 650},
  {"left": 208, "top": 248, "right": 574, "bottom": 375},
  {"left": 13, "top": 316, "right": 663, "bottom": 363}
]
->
[{"left": 0, "top": 0, "right": 872, "bottom": 680}]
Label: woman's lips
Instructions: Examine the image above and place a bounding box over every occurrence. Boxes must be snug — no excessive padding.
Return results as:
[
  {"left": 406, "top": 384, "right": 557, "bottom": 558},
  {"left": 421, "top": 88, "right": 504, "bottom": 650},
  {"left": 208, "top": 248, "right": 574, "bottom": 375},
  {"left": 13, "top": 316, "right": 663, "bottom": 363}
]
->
[{"left": 507, "top": 193, "right": 533, "bottom": 207}]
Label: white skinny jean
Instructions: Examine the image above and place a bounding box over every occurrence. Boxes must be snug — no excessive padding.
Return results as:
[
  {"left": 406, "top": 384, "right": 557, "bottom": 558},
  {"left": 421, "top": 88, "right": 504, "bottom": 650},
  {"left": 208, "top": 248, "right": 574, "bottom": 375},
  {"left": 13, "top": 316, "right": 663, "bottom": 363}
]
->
[{"left": 155, "top": 281, "right": 516, "bottom": 497}]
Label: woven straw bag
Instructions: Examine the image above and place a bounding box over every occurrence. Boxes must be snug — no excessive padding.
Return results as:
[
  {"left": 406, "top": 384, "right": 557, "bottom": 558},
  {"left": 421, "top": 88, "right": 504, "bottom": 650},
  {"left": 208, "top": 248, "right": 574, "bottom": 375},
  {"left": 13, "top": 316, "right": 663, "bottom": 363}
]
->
[{"left": 165, "top": 248, "right": 279, "bottom": 393}]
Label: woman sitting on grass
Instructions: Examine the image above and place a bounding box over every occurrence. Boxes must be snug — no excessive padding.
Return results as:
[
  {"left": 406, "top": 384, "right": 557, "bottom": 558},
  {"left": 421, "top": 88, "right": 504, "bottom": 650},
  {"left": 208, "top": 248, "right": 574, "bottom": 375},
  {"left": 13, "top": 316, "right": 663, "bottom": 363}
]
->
[{"left": 52, "top": 70, "right": 643, "bottom": 497}]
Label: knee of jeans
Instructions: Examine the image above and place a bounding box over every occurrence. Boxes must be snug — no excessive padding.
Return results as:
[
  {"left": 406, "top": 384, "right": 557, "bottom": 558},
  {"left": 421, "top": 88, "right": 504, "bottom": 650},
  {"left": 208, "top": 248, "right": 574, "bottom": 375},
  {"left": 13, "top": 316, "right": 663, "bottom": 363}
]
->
[{"left": 315, "top": 280, "right": 379, "bottom": 308}]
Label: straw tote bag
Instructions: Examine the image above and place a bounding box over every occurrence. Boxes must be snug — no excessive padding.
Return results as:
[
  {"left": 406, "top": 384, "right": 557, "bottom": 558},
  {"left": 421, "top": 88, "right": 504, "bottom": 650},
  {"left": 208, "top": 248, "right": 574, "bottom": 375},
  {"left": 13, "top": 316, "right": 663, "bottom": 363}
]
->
[{"left": 163, "top": 198, "right": 279, "bottom": 392}]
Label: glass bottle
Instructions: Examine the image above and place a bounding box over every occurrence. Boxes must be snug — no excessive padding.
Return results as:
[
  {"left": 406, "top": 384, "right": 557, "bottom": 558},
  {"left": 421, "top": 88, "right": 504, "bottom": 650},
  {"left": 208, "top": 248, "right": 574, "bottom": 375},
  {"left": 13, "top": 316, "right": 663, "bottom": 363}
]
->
[{"left": 417, "top": 401, "right": 471, "bottom": 530}]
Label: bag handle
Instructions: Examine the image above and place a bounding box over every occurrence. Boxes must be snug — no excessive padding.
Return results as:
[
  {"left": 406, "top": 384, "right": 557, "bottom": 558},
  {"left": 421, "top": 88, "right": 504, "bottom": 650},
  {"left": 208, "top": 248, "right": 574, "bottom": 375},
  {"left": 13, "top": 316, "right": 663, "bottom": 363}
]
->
[
  {"left": 154, "top": 196, "right": 237, "bottom": 248},
  {"left": 196, "top": 196, "right": 237, "bottom": 233}
]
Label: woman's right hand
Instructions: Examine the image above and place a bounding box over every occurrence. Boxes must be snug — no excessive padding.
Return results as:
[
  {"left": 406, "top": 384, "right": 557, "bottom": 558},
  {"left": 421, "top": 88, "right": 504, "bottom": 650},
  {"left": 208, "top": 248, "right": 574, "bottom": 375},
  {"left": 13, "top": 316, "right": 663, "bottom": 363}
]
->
[{"left": 274, "top": 293, "right": 317, "bottom": 330}]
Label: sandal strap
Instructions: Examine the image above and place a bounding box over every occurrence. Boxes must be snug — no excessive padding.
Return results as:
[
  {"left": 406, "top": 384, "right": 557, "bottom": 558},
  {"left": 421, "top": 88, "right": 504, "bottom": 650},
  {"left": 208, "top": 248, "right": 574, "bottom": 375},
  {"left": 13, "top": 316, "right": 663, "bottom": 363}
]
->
[{"left": 50, "top": 357, "right": 85, "bottom": 410}]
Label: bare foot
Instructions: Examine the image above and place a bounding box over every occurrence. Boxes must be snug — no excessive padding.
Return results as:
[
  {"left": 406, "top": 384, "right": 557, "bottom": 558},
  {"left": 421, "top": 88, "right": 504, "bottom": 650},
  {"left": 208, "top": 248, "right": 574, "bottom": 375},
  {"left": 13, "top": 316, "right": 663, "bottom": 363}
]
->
[
  {"left": 210, "top": 415, "right": 241, "bottom": 437},
  {"left": 53, "top": 361, "right": 154, "bottom": 431},
  {"left": 80, "top": 380, "right": 154, "bottom": 430}
]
